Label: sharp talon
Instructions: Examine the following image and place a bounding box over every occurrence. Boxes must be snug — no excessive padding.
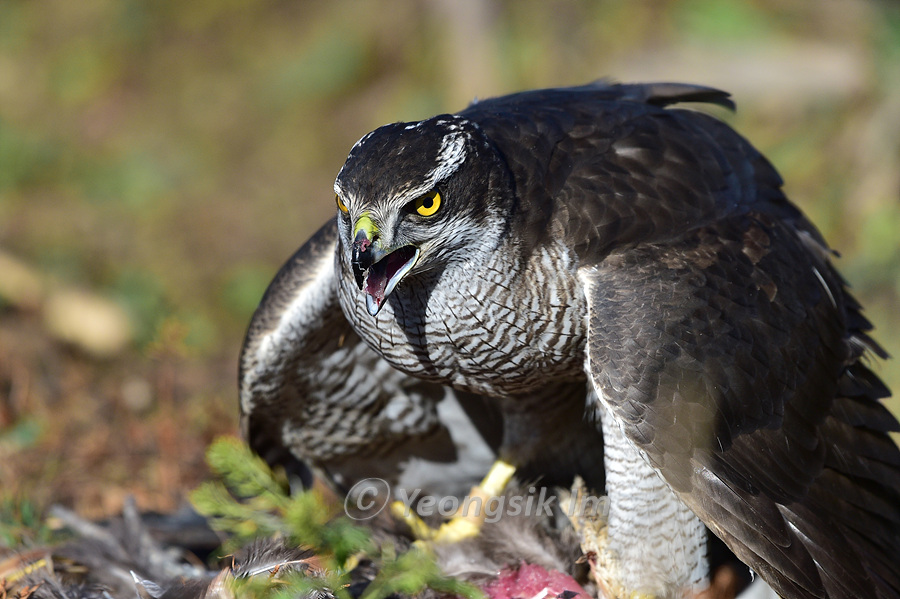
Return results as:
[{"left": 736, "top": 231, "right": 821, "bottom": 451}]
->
[
  {"left": 480, "top": 459, "right": 516, "bottom": 496},
  {"left": 391, "top": 500, "right": 436, "bottom": 540},
  {"left": 343, "top": 554, "right": 360, "bottom": 572},
  {"left": 430, "top": 517, "right": 482, "bottom": 543},
  {"left": 390, "top": 460, "right": 518, "bottom": 544},
  {"left": 392, "top": 499, "right": 484, "bottom": 543}
]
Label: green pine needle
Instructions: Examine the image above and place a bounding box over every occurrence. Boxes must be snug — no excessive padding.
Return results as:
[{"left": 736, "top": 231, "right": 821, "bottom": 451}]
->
[
  {"left": 362, "top": 547, "right": 485, "bottom": 599},
  {"left": 205, "top": 436, "right": 292, "bottom": 510},
  {"left": 191, "top": 436, "right": 487, "bottom": 599}
]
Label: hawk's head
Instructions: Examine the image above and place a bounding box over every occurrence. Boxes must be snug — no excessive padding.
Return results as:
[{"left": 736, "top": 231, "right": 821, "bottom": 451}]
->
[{"left": 333, "top": 115, "right": 511, "bottom": 316}]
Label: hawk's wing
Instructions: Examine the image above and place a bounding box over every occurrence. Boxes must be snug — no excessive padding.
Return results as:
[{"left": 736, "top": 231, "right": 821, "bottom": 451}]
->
[
  {"left": 580, "top": 215, "right": 900, "bottom": 599},
  {"left": 464, "top": 82, "right": 900, "bottom": 597},
  {"left": 239, "top": 220, "right": 500, "bottom": 495}
]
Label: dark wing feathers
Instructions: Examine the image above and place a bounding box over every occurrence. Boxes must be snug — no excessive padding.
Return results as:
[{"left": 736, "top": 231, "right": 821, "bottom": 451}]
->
[
  {"left": 466, "top": 80, "right": 735, "bottom": 114},
  {"left": 583, "top": 216, "right": 839, "bottom": 494},
  {"left": 530, "top": 85, "right": 900, "bottom": 598},
  {"left": 239, "top": 221, "right": 351, "bottom": 470},
  {"left": 464, "top": 83, "right": 767, "bottom": 262}
]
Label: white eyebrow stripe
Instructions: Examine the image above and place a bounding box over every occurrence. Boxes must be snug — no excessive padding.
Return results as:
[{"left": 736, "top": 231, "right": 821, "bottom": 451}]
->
[{"left": 425, "top": 129, "right": 467, "bottom": 185}]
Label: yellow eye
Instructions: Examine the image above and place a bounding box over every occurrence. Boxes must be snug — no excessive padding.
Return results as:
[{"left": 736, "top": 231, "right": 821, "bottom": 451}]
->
[
  {"left": 412, "top": 190, "right": 441, "bottom": 217},
  {"left": 335, "top": 194, "right": 349, "bottom": 214}
]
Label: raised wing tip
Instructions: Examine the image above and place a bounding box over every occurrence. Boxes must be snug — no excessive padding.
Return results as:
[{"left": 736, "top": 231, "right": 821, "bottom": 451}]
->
[
  {"left": 611, "top": 81, "right": 736, "bottom": 111},
  {"left": 466, "top": 80, "right": 736, "bottom": 112}
]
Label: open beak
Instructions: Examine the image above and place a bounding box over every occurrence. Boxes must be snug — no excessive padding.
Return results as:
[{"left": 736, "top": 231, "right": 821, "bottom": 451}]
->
[{"left": 351, "top": 220, "right": 419, "bottom": 316}]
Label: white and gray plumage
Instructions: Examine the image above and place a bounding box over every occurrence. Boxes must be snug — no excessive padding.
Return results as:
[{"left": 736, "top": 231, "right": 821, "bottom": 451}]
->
[{"left": 239, "top": 81, "right": 900, "bottom": 598}]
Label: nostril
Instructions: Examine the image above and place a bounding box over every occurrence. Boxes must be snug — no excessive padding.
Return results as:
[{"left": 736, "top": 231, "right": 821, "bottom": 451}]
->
[
  {"left": 353, "top": 228, "right": 377, "bottom": 252},
  {"left": 352, "top": 235, "right": 377, "bottom": 271}
]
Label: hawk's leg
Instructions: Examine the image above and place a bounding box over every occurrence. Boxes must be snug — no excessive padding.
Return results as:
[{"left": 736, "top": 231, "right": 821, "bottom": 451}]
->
[
  {"left": 392, "top": 381, "right": 600, "bottom": 543},
  {"left": 595, "top": 402, "right": 709, "bottom": 598},
  {"left": 391, "top": 459, "right": 516, "bottom": 543}
]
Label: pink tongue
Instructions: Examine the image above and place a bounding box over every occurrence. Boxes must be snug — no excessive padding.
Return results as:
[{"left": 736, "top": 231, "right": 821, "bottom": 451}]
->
[
  {"left": 364, "top": 271, "right": 388, "bottom": 310},
  {"left": 361, "top": 245, "right": 417, "bottom": 316}
]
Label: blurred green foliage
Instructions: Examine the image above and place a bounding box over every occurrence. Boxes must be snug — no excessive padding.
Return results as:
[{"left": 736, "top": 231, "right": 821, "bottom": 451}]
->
[
  {"left": 0, "top": 1, "right": 897, "bottom": 409},
  {"left": 0, "top": 496, "right": 58, "bottom": 548}
]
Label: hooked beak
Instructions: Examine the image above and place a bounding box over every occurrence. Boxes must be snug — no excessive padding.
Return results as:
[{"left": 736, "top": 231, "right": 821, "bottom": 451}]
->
[{"left": 351, "top": 217, "right": 419, "bottom": 316}]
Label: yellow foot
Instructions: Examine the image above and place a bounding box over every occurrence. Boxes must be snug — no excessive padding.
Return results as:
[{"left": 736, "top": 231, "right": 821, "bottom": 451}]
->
[
  {"left": 478, "top": 459, "right": 517, "bottom": 496},
  {"left": 391, "top": 459, "right": 517, "bottom": 544},
  {"left": 391, "top": 500, "right": 482, "bottom": 543}
]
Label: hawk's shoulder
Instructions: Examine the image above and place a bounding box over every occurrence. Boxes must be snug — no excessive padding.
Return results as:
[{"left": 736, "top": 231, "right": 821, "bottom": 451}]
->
[{"left": 457, "top": 82, "right": 789, "bottom": 260}]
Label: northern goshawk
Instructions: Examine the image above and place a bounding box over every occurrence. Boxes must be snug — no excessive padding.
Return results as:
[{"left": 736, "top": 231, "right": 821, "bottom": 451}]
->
[{"left": 239, "top": 82, "right": 900, "bottom": 598}]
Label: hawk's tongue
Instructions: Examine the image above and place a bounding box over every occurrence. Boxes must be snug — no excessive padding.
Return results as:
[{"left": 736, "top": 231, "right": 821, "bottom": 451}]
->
[{"left": 363, "top": 245, "right": 419, "bottom": 316}]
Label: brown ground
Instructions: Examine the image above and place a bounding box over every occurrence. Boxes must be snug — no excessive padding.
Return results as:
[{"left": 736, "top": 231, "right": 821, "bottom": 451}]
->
[{"left": 0, "top": 307, "right": 236, "bottom": 519}]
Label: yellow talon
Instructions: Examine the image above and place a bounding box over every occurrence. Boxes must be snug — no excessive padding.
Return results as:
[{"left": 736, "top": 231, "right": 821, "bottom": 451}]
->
[
  {"left": 391, "top": 500, "right": 483, "bottom": 543},
  {"left": 391, "top": 500, "right": 435, "bottom": 539},
  {"left": 391, "top": 459, "right": 517, "bottom": 543},
  {"left": 430, "top": 517, "right": 482, "bottom": 543},
  {"left": 478, "top": 459, "right": 516, "bottom": 496},
  {"left": 344, "top": 554, "right": 360, "bottom": 570}
]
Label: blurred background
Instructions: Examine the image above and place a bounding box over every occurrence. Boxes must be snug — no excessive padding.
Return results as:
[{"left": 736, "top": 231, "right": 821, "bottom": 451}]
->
[{"left": 1, "top": 0, "right": 898, "bottom": 523}]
